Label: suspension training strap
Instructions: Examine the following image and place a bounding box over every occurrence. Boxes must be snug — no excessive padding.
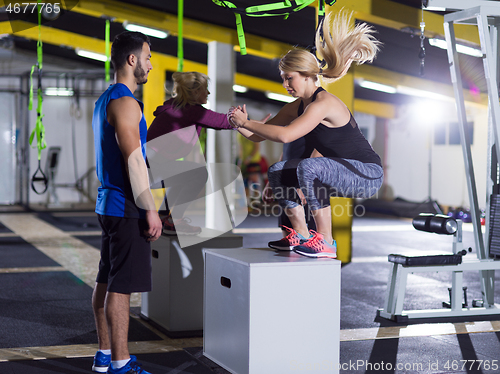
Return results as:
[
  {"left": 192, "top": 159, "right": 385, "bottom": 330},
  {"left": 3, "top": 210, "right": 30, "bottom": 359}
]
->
[
  {"left": 212, "top": 0, "right": 246, "bottom": 54},
  {"left": 235, "top": 12, "right": 246, "bottom": 55},
  {"left": 29, "top": 0, "right": 48, "bottom": 194},
  {"left": 317, "top": 0, "right": 326, "bottom": 37},
  {"left": 105, "top": 19, "right": 110, "bottom": 82},
  {"left": 314, "top": 0, "right": 331, "bottom": 67},
  {"left": 212, "top": 0, "right": 336, "bottom": 55},
  {"left": 178, "top": 0, "right": 184, "bottom": 71}
]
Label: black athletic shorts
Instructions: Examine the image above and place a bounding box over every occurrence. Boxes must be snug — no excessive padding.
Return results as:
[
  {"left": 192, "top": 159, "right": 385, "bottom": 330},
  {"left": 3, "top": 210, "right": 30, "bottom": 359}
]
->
[{"left": 96, "top": 214, "right": 152, "bottom": 294}]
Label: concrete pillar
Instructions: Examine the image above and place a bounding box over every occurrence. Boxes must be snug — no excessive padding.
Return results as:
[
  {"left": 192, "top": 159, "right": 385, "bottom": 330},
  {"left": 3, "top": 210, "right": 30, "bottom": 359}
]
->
[{"left": 206, "top": 41, "right": 235, "bottom": 230}]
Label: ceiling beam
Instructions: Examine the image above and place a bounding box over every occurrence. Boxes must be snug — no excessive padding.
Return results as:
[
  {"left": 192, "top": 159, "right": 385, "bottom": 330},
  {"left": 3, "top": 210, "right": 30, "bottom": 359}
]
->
[
  {"left": 4, "top": 0, "right": 473, "bottom": 63},
  {"left": 2, "top": 20, "right": 485, "bottom": 113},
  {"left": 354, "top": 99, "right": 396, "bottom": 119},
  {"left": 0, "top": 21, "right": 287, "bottom": 93},
  {"left": 320, "top": 0, "right": 479, "bottom": 45},
  {"left": 1, "top": 1, "right": 482, "bottom": 88},
  {"left": 354, "top": 64, "right": 488, "bottom": 107},
  {"left": 1, "top": 20, "right": 400, "bottom": 118},
  {"left": 70, "top": 0, "right": 291, "bottom": 60}
]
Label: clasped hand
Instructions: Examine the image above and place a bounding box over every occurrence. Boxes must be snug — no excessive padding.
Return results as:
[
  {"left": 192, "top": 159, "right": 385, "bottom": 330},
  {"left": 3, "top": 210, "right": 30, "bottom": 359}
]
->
[{"left": 228, "top": 105, "right": 247, "bottom": 128}]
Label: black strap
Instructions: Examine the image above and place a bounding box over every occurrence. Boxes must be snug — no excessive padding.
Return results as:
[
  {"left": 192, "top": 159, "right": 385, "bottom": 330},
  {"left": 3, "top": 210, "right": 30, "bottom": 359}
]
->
[
  {"left": 298, "top": 87, "right": 325, "bottom": 115},
  {"left": 31, "top": 159, "right": 49, "bottom": 194}
]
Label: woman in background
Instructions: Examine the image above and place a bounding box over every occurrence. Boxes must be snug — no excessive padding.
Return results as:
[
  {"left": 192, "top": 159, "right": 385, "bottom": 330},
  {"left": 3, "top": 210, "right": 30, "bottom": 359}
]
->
[{"left": 148, "top": 71, "right": 239, "bottom": 235}]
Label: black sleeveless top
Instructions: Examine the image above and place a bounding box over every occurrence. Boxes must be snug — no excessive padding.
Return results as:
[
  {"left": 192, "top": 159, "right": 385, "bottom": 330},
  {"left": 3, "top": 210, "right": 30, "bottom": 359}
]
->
[{"left": 298, "top": 87, "right": 382, "bottom": 167}]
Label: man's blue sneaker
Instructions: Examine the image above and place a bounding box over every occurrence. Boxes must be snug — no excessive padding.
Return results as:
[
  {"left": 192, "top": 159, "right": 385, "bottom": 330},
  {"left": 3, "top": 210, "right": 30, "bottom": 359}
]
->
[
  {"left": 92, "top": 351, "right": 111, "bottom": 373},
  {"left": 107, "top": 356, "right": 151, "bottom": 374}
]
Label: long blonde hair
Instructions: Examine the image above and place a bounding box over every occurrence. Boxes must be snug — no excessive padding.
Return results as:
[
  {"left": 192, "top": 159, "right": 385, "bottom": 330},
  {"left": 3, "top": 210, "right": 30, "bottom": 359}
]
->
[
  {"left": 279, "top": 10, "right": 380, "bottom": 81},
  {"left": 171, "top": 71, "right": 209, "bottom": 108}
]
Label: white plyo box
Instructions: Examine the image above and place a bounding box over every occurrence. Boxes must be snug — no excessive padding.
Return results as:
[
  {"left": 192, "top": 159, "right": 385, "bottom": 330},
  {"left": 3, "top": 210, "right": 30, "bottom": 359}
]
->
[
  {"left": 141, "top": 233, "right": 242, "bottom": 336},
  {"left": 203, "top": 247, "right": 341, "bottom": 374}
]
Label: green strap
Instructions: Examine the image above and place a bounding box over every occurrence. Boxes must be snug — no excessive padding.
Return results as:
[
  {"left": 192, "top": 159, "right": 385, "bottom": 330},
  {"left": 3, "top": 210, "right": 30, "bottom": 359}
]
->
[
  {"left": 212, "top": 0, "right": 247, "bottom": 54},
  {"left": 178, "top": 0, "right": 184, "bottom": 71},
  {"left": 213, "top": 0, "right": 316, "bottom": 16},
  {"left": 29, "top": 0, "right": 46, "bottom": 161},
  {"left": 234, "top": 12, "right": 246, "bottom": 55},
  {"left": 28, "top": 65, "right": 35, "bottom": 110},
  {"left": 316, "top": 0, "right": 326, "bottom": 44},
  {"left": 29, "top": 87, "right": 46, "bottom": 160},
  {"left": 246, "top": 1, "right": 293, "bottom": 13},
  {"left": 212, "top": 0, "right": 336, "bottom": 55},
  {"left": 105, "top": 19, "right": 110, "bottom": 82},
  {"left": 246, "top": 0, "right": 315, "bottom": 17},
  {"left": 37, "top": 2, "right": 42, "bottom": 70},
  {"left": 317, "top": 0, "right": 337, "bottom": 21},
  {"left": 318, "top": 0, "right": 325, "bottom": 17}
]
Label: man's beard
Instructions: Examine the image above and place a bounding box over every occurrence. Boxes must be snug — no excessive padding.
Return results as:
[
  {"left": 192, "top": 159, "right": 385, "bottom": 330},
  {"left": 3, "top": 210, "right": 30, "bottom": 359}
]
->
[{"left": 134, "top": 60, "right": 148, "bottom": 85}]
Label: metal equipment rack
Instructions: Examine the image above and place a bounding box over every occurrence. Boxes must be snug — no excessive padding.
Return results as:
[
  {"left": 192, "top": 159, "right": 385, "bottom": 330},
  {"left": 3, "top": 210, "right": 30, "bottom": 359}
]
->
[{"left": 379, "top": 1, "right": 500, "bottom": 320}]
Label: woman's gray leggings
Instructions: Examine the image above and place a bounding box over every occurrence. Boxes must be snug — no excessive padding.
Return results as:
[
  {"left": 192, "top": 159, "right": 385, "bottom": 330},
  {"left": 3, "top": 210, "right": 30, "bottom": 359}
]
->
[{"left": 268, "top": 157, "right": 384, "bottom": 211}]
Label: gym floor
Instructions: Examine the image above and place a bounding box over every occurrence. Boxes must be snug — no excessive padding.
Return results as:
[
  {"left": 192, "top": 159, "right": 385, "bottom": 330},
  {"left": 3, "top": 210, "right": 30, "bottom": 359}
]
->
[{"left": 0, "top": 204, "right": 499, "bottom": 373}]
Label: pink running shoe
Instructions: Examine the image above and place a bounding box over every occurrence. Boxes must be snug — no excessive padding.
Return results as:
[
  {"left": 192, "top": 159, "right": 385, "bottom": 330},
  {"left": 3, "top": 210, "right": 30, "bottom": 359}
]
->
[
  {"left": 293, "top": 230, "right": 337, "bottom": 258},
  {"left": 268, "top": 226, "right": 309, "bottom": 251}
]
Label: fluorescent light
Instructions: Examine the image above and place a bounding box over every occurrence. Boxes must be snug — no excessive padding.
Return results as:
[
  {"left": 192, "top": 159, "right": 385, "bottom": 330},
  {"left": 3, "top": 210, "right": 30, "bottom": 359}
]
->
[
  {"left": 429, "top": 38, "right": 482, "bottom": 58},
  {"left": 45, "top": 87, "right": 74, "bottom": 96},
  {"left": 75, "top": 48, "right": 108, "bottom": 62},
  {"left": 424, "top": 6, "right": 446, "bottom": 11},
  {"left": 266, "top": 92, "right": 295, "bottom": 103},
  {"left": 233, "top": 84, "right": 248, "bottom": 93},
  {"left": 356, "top": 78, "right": 453, "bottom": 102},
  {"left": 358, "top": 80, "right": 397, "bottom": 94},
  {"left": 123, "top": 22, "right": 168, "bottom": 39},
  {"left": 455, "top": 45, "right": 483, "bottom": 58},
  {"left": 396, "top": 85, "right": 453, "bottom": 102}
]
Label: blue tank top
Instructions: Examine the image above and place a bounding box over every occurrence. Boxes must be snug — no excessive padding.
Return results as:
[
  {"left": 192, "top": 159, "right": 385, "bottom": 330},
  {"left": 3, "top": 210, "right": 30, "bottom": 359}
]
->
[{"left": 92, "top": 83, "right": 147, "bottom": 218}]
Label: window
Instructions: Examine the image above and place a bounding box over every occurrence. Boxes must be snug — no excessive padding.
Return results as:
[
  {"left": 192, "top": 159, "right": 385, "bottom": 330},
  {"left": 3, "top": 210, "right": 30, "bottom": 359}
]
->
[{"left": 434, "top": 121, "right": 474, "bottom": 145}]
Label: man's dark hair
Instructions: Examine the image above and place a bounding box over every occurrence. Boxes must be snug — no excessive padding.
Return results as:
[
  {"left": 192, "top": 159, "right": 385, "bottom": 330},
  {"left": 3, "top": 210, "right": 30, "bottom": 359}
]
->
[{"left": 111, "top": 31, "right": 151, "bottom": 71}]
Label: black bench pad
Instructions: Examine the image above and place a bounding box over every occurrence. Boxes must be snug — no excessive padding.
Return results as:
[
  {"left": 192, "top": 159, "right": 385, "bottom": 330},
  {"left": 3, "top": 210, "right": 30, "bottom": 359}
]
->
[{"left": 388, "top": 253, "right": 463, "bottom": 266}]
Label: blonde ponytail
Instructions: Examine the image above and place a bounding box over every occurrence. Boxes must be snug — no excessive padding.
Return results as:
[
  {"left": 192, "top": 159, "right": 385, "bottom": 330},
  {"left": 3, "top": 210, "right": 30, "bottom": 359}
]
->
[
  {"left": 171, "top": 71, "right": 209, "bottom": 109},
  {"left": 316, "top": 10, "right": 380, "bottom": 81}
]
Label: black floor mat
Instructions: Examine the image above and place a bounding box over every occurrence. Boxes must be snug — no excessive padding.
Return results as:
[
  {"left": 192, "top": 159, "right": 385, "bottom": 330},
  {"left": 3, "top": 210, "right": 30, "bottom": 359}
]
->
[
  {"left": 184, "top": 348, "right": 230, "bottom": 374},
  {"left": 0, "top": 351, "right": 216, "bottom": 374},
  {"left": 0, "top": 237, "right": 61, "bottom": 268},
  {"left": 0, "top": 221, "right": 13, "bottom": 233},
  {"left": 36, "top": 213, "right": 100, "bottom": 232},
  {"left": 73, "top": 235, "right": 101, "bottom": 250},
  {"left": 0, "top": 271, "right": 161, "bottom": 348}
]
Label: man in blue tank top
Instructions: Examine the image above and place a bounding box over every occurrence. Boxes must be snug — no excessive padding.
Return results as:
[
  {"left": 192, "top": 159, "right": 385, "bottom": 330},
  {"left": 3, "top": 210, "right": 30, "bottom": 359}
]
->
[{"left": 91, "top": 31, "right": 161, "bottom": 374}]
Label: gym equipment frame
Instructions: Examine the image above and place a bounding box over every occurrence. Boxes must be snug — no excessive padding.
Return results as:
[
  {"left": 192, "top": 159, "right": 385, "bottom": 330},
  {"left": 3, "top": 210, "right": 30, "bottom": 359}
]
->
[{"left": 379, "top": 1, "right": 500, "bottom": 321}]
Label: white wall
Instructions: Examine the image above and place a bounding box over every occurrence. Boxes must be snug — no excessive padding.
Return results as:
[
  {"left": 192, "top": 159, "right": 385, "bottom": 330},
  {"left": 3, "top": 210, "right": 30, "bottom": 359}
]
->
[
  {"left": 27, "top": 79, "right": 100, "bottom": 205},
  {"left": 385, "top": 100, "right": 489, "bottom": 210}
]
